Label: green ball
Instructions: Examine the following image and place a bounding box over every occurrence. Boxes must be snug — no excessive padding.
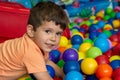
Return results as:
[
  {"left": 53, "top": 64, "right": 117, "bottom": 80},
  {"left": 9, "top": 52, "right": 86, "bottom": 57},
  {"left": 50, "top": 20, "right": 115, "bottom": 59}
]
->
[
  {"left": 83, "top": 39, "right": 93, "bottom": 44},
  {"left": 104, "top": 15, "right": 111, "bottom": 21},
  {"left": 86, "top": 47, "right": 102, "bottom": 58},
  {"left": 103, "top": 30, "right": 112, "bottom": 38},
  {"left": 106, "top": 8, "right": 113, "bottom": 15},
  {"left": 110, "top": 11, "right": 116, "bottom": 18},
  {"left": 57, "top": 60, "right": 65, "bottom": 68},
  {"left": 85, "top": 21, "right": 92, "bottom": 26}
]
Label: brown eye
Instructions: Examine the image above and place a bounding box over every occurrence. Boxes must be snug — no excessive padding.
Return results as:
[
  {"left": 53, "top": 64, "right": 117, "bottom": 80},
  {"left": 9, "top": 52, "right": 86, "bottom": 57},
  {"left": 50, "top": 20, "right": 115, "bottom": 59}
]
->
[{"left": 45, "top": 30, "right": 51, "bottom": 34}]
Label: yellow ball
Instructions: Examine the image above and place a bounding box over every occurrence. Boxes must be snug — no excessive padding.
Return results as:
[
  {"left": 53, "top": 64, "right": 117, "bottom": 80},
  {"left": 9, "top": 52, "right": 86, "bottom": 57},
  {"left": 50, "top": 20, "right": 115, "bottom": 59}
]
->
[
  {"left": 81, "top": 58, "right": 98, "bottom": 75},
  {"left": 109, "top": 55, "right": 120, "bottom": 62},
  {"left": 79, "top": 42, "right": 92, "bottom": 53},
  {"left": 104, "top": 24, "right": 113, "bottom": 30},
  {"left": 59, "top": 36, "right": 68, "bottom": 47},
  {"left": 112, "top": 20, "right": 120, "bottom": 29},
  {"left": 90, "top": 15, "right": 96, "bottom": 20},
  {"left": 72, "top": 32, "right": 84, "bottom": 39},
  {"left": 78, "top": 51, "right": 86, "bottom": 60}
]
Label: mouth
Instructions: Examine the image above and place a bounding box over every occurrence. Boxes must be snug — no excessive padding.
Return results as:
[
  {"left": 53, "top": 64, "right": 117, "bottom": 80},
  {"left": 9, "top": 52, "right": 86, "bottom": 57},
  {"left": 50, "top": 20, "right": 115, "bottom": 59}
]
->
[{"left": 45, "top": 43, "right": 55, "bottom": 49}]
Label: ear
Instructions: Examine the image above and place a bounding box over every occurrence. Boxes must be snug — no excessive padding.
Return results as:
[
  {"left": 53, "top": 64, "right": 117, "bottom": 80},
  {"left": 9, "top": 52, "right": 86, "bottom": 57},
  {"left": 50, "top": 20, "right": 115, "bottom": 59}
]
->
[{"left": 26, "top": 24, "right": 34, "bottom": 37}]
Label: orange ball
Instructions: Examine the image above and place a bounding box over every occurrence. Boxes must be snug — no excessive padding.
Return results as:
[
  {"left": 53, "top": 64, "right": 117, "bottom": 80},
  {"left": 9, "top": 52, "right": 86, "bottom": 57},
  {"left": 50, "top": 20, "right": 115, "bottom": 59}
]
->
[
  {"left": 96, "top": 64, "right": 113, "bottom": 79},
  {"left": 99, "top": 77, "right": 112, "bottom": 80},
  {"left": 57, "top": 46, "right": 66, "bottom": 54}
]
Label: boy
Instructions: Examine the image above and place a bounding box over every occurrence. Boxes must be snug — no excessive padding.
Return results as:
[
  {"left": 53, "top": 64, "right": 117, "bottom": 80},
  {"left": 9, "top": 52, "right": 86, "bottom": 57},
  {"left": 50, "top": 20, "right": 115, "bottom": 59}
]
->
[{"left": 0, "top": 1, "right": 69, "bottom": 80}]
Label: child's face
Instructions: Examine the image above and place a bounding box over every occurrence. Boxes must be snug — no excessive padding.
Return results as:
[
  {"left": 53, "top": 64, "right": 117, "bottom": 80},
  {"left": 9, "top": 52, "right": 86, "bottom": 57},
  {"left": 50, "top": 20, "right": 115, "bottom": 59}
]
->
[{"left": 29, "top": 21, "right": 63, "bottom": 53}]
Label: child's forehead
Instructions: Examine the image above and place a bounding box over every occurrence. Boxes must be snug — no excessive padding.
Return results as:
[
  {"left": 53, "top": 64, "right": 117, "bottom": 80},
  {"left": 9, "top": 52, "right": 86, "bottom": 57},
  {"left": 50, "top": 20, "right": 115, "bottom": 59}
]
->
[{"left": 40, "top": 21, "right": 62, "bottom": 30}]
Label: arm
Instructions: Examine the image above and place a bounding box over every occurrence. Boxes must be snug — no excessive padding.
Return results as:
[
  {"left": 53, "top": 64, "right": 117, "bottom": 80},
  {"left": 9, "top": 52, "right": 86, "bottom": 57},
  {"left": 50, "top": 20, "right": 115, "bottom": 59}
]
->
[
  {"left": 33, "top": 71, "right": 53, "bottom": 80},
  {"left": 46, "top": 60, "right": 65, "bottom": 79}
]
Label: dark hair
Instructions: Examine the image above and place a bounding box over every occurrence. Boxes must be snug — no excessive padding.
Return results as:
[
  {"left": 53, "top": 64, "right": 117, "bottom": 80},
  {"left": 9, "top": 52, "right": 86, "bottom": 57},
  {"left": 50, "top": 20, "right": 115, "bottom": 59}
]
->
[{"left": 28, "top": 1, "right": 70, "bottom": 31}]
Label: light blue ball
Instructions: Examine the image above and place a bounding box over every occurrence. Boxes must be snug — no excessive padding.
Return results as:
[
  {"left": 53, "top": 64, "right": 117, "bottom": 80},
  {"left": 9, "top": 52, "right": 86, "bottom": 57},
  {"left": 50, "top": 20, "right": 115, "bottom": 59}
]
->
[
  {"left": 65, "top": 71, "right": 83, "bottom": 80},
  {"left": 94, "top": 37, "right": 110, "bottom": 53}
]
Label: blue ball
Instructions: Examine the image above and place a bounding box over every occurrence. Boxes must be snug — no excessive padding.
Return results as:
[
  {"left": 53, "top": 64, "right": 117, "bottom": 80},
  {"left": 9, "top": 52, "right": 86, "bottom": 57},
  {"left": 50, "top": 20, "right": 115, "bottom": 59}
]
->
[
  {"left": 72, "top": 44, "right": 80, "bottom": 51},
  {"left": 116, "top": 12, "right": 120, "bottom": 19},
  {"left": 63, "top": 60, "right": 80, "bottom": 74},
  {"left": 71, "top": 35, "right": 83, "bottom": 45},
  {"left": 65, "top": 71, "right": 83, "bottom": 80},
  {"left": 49, "top": 50, "right": 61, "bottom": 63},
  {"left": 46, "top": 65, "right": 55, "bottom": 78},
  {"left": 62, "top": 48, "right": 78, "bottom": 62},
  {"left": 97, "top": 20, "right": 106, "bottom": 29},
  {"left": 110, "top": 60, "right": 120, "bottom": 70},
  {"left": 94, "top": 37, "right": 110, "bottom": 53}
]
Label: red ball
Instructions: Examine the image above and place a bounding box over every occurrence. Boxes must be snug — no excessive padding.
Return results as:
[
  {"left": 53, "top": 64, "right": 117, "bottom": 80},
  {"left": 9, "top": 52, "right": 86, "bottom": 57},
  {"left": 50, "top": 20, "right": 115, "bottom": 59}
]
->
[
  {"left": 112, "top": 67, "right": 120, "bottom": 78},
  {"left": 109, "top": 34, "right": 119, "bottom": 42},
  {"left": 96, "top": 16, "right": 103, "bottom": 20},
  {"left": 114, "top": 76, "right": 120, "bottom": 80},
  {"left": 103, "top": 50, "right": 112, "bottom": 58},
  {"left": 62, "top": 27, "right": 71, "bottom": 39},
  {"left": 96, "top": 64, "right": 113, "bottom": 79},
  {"left": 54, "top": 77, "right": 62, "bottom": 80},
  {"left": 95, "top": 55, "right": 110, "bottom": 65},
  {"left": 112, "top": 43, "right": 120, "bottom": 55}
]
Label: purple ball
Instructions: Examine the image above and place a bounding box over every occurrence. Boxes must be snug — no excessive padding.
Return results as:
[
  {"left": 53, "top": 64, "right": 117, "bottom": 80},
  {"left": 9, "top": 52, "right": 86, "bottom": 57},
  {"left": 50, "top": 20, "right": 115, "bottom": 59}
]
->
[{"left": 62, "top": 48, "right": 78, "bottom": 62}]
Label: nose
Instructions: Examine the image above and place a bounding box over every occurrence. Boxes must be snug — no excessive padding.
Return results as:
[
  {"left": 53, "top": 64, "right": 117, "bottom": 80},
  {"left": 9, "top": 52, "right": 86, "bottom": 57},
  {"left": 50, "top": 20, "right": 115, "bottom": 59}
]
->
[{"left": 50, "top": 34, "right": 56, "bottom": 41}]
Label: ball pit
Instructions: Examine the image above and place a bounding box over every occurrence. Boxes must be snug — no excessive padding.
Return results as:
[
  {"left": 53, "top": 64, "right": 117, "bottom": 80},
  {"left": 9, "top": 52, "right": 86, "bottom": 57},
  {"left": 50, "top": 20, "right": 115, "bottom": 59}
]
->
[{"left": 5, "top": 1, "right": 120, "bottom": 80}]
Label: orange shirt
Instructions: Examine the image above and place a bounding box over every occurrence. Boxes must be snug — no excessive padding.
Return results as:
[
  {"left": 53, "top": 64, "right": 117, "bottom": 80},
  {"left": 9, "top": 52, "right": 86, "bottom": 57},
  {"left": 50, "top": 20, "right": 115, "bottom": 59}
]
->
[{"left": 0, "top": 34, "right": 47, "bottom": 80}]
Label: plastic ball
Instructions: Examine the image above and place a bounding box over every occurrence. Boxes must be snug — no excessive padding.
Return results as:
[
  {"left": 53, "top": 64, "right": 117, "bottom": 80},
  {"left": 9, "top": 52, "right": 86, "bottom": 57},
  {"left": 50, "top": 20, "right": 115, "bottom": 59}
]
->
[
  {"left": 57, "top": 46, "right": 67, "bottom": 54},
  {"left": 114, "top": 76, "right": 120, "bottom": 80},
  {"left": 112, "top": 20, "right": 120, "bottom": 29},
  {"left": 72, "top": 44, "right": 80, "bottom": 50},
  {"left": 71, "top": 35, "right": 83, "bottom": 45},
  {"left": 49, "top": 50, "right": 61, "bottom": 63},
  {"left": 94, "top": 37, "right": 110, "bottom": 53},
  {"left": 110, "top": 11, "right": 116, "bottom": 18},
  {"left": 95, "top": 55, "right": 110, "bottom": 65},
  {"left": 79, "top": 42, "right": 92, "bottom": 53},
  {"left": 86, "top": 47, "right": 102, "bottom": 58},
  {"left": 90, "top": 15, "right": 96, "bottom": 20},
  {"left": 97, "top": 20, "right": 106, "bottom": 29},
  {"left": 46, "top": 65, "right": 55, "bottom": 78},
  {"left": 72, "top": 32, "right": 84, "bottom": 39},
  {"left": 112, "top": 67, "right": 120, "bottom": 79},
  {"left": 96, "top": 64, "right": 113, "bottom": 79},
  {"left": 109, "top": 55, "right": 120, "bottom": 62},
  {"left": 104, "top": 49, "right": 112, "bottom": 58},
  {"left": 81, "top": 58, "right": 98, "bottom": 75},
  {"left": 59, "top": 36, "right": 68, "bottom": 47},
  {"left": 63, "top": 60, "right": 80, "bottom": 74},
  {"left": 54, "top": 77, "right": 62, "bottom": 80},
  {"left": 62, "top": 48, "right": 78, "bottom": 62},
  {"left": 78, "top": 51, "right": 85, "bottom": 60},
  {"left": 110, "top": 60, "right": 120, "bottom": 70},
  {"left": 99, "top": 77, "right": 112, "bottom": 80},
  {"left": 103, "top": 24, "right": 113, "bottom": 30},
  {"left": 106, "top": 8, "right": 113, "bottom": 15},
  {"left": 57, "top": 60, "right": 65, "bottom": 68},
  {"left": 104, "top": 15, "right": 111, "bottom": 21},
  {"left": 64, "top": 71, "right": 83, "bottom": 80},
  {"left": 116, "top": 12, "right": 120, "bottom": 19},
  {"left": 83, "top": 38, "right": 93, "bottom": 44}
]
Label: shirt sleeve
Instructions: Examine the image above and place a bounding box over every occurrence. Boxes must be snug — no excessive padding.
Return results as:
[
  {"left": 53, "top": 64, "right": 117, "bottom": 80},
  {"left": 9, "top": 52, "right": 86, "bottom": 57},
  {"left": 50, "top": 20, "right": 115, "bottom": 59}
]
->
[{"left": 22, "top": 48, "right": 47, "bottom": 74}]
